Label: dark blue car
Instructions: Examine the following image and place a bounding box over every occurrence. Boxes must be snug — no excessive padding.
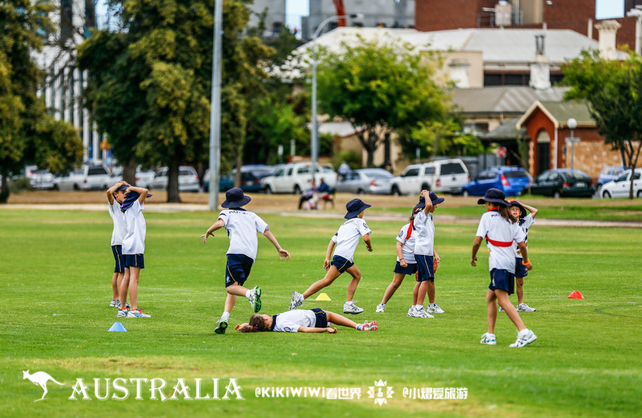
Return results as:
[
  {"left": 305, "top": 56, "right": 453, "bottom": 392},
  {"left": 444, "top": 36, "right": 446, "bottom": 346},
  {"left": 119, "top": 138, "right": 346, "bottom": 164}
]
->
[{"left": 461, "top": 166, "right": 531, "bottom": 197}]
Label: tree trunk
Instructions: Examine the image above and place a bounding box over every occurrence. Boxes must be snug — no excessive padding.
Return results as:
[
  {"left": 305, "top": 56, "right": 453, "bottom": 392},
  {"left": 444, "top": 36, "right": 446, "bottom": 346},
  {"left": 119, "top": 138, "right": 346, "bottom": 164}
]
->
[
  {"left": 234, "top": 154, "right": 243, "bottom": 188},
  {"left": 167, "top": 159, "right": 181, "bottom": 203},
  {"left": 123, "top": 159, "right": 137, "bottom": 185},
  {"left": 0, "top": 174, "right": 9, "bottom": 204},
  {"left": 628, "top": 140, "right": 641, "bottom": 199}
]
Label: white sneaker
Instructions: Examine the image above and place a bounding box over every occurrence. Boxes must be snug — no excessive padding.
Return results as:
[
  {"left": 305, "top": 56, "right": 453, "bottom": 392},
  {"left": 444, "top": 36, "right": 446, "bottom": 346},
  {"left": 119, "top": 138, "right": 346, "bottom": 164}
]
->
[
  {"left": 289, "top": 291, "right": 304, "bottom": 310},
  {"left": 407, "top": 307, "right": 415, "bottom": 317},
  {"left": 415, "top": 307, "right": 434, "bottom": 318},
  {"left": 375, "top": 303, "right": 386, "bottom": 313},
  {"left": 360, "top": 321, "right": 379, "bottom": 331},
  {"left": 127, "top": 309, "right": 151, "bottom": 318},
  {"left": 517, "top": 303, "right": 536, "bottom": 312},
  {"left": 427, "top": 304, "right": 445, "bottom": 314},
  {"left": 510, "top": 330, "right": 537, "bottom": 348},
  {"left": 343, "top": 302, "right": 364, "bottom": 314},
  {"left": 248, "top": 286, "right": 262, "bottom": 313},
  {"left": 499, "top": 305, "right": 505, "bottom": 312},
  {"left": 480, "top": 332, "right": 497, "bottom": 345},
  {"left": 110, "top": 299, "right": 118, "bottom": 307}
]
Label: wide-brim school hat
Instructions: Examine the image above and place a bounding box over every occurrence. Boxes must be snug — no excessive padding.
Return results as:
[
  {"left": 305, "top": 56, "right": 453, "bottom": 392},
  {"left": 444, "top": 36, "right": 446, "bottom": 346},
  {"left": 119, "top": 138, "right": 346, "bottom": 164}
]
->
[
  {"left": 116, "top": 184, "right": 128, "bottom": 192},
  {"left": 509, "top": 200, "right": 527, "bottom": 218},
  {"left": 344, "top": 198, "right": 371, "bottom": 219},
  {"left": 222, "top": 187, "right": 251, "bottom": 208},
  {"left": 429, "top": 191, "right": 445, "bottom": 205},
  {"left": 121, "top": 191, "right": 153, "bottom": 211},
  {"left": 477, "top": 188, "right": 509, "bottom": 207},
  {"left": 414, "top": 196, "right": 426, "bottom": 210}
]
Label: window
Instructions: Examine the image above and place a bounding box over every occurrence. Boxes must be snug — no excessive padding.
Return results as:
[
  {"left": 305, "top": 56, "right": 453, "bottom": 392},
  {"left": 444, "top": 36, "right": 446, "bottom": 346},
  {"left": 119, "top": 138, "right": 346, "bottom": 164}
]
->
[
  {"left": 88, "top": 167, "right": 107, "bottom": 175},
  {"left": 287, "top": 168, "right": 293, "bottom": 176},
  {"left": 274, "top": 169, "right": 284, "bottom": 177},
  {"left": 441, "top": 163, "right": 466, "bottom": 175},
  {"left": 404, "top": 168, "right": 419, "bottom": 177},
  {"left": 503, "top": 171, "right": 529, "bottom": 179},
  {"left": 424, "top": 167, "right": 436, "bottom": 175},
  {"left": 297, "top": 166, "right": 310, "bottom": 174}
]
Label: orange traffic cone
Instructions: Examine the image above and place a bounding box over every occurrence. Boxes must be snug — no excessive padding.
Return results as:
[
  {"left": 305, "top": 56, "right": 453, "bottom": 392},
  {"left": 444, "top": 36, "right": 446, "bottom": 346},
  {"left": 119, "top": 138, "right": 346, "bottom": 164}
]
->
[{"left": 568, "top": 290, "right": 584, "bottom": 299}]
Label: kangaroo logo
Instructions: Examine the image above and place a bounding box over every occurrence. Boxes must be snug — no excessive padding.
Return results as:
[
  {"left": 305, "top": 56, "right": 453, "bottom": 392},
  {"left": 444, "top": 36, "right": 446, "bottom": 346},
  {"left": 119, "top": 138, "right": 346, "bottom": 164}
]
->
[{"left": 22, "top": 370, "right": 65, "bottom": 402}]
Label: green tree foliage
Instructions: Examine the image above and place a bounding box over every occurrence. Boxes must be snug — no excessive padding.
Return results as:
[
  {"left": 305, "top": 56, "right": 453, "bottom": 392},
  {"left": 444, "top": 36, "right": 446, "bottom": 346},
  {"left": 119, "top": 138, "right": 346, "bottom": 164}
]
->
[
  {"left": 316, "top": 37, "right": 450, "bottom": 167},
  {"left": 563, "top": 50, "right": 642, "bottom": 199},
  {"left": 408, "top": 117, "right": 482, "bottom": 158},
  {"left": 0, "top": 0, "right": 82, "bottom": 203}
]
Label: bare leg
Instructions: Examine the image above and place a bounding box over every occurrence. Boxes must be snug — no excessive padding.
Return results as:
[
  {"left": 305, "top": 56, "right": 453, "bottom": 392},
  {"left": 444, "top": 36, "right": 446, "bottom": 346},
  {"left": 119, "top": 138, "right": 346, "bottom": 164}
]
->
[
  {"left": 486, "top": 289, "right": 497, "bottom": 334},
  {"left": 412, "top": 282, "right": 420, "bottom": 305},
  {"left": 325, "top": 311, "right": 358, "bottom": 329},
  {"left": 516, "top": 278, "right": 525, "bottom": 305},
  {"left": 417, "top": 281, "right": 429, "bottom": 306},
  {"left": 128, "top": 267, "right": 141, "bottom": 310},
  {"left": 381, "top": 273, "right": 405, "bottom": 304},
  {"left": 111, "top": 272, "right": 119, "bottom": 299},
  {"left": 116, "top": 272, "right": 125, "bottom": 300},
  {"left": 496, "top": 290, "right": 526, "bottom": 331},
  {"left": 345, "top": 265, "right": 362, "bottom": 302},
  {"left": 119, "top": 268, "right": 130, "bottom": 309},
  {"left": 427, "top": 281, "right": 436, "bottom": 304},
  {"left": 226, "top": 283, "right": 250, "bottom": 297},
  {"left": 223, "top": 294, "right": 237, "bottom": 314},
  {"left": 302, "top": 266, "right": 342, "bottom": 299}
]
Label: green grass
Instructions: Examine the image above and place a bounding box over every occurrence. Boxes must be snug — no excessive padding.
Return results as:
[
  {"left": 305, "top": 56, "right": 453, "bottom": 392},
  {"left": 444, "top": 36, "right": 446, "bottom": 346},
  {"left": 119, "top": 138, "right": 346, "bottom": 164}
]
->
[{"left": 1, "top": 209, "right": 640, "bottom": 417}]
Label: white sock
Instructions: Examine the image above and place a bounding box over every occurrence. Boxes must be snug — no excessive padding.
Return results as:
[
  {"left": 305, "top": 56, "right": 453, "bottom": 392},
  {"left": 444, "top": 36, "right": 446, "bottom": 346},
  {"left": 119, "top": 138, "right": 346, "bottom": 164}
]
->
[
  {"left": 429, "top": 303, "right": 436, "bottom": 307},
  {"left": 518, "top": 328, "right": 530, "bottom": 337},
  {"left": 245, "top": 289, "right": 252, "bottom": 299},
  {"left": 346, "top": 301, "right": 354, "bottom": 305},
  {"left": 221, "top": 312, "right": 230, "bottom": 321},
  {"left": 380, "top": 303, "right": 385, "bottom": 307},
  {"left": 356, "top": 324, "right": 363, "bottom": 331}
]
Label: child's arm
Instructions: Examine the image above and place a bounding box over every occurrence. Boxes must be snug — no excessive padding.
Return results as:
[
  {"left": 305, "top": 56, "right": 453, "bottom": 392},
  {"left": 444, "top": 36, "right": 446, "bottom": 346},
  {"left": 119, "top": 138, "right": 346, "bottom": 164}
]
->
[
  {"left": 106, "top": 181, "right": 126, "bottom": 205},
  {"left": 520, "top": 202, "right": 539, "bottom": 218},
  {"left": 433, "top": 248, "right": 440, "bottom": 264},
  {"left": 298, "top": 326, "right": 337, "bottom": 333},
  {"left": 396, "top": 241, "right": 407, "bottom": 267},
  {"left": 363, "top": 233, "right": 373, "bottom": 252},
  {"left": 471, "top": 236, "right": 483, "bottom": 267},
  {"left": 517, "top": 241, "right": 533, "bottom": 270},
  {"left": 126, "top": 186, "right": 149, "bottom": 205},
  {"left": 263, "top": 229, "right": 290, "bottom": 260},
  {"left": 201, "top": 219, "right": 225, "bottom": 243},
  {"left": 323, "top": 239, "right": 336, "bottom": 270},
  {"left": 420, "top": 189, "right": 433, "bottom": 214}
]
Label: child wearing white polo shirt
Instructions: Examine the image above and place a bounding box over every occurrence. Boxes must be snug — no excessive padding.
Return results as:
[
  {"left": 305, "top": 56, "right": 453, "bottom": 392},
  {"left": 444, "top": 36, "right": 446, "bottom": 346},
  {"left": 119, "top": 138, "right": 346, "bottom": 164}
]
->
[
  {"left": 202, "top": 187, "right": 290, "bottom": 335},
  {"left": 118, "top": 186, "right": 152, "bottom": 319},
  {"left": 235, "top": 309, "right": 378, "bottom": 333},
  {"left": 106, "top": 181, "right": 128, "bottom": 308},
  {"left": 289, "top": 198, "right": 372, "bottom": 314}
]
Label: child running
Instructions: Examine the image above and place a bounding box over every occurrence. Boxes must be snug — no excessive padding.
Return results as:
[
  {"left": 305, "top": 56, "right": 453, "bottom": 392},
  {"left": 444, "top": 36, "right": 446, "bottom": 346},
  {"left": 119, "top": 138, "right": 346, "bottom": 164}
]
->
[
  {"left": 118, "top": 185, "right": 152, "bottom": 318},
  {"left": 509, "top": 200, "right": 538, "bottom": 312},
  {"left": 289, "top": 199, "right": 373, "bottom": 314},
  {"left": 106, "top": 181, "right": 129, "bottom": 309},
  {"left": 202, "top": 187, "right": 290, "bottom": 335},
  {"left": 235, "top": 309, "right": 378, "bottom": 333},
  {"left": 375, "top": 206, "right": 419, "bottom": 314},
  {"left": 409, "top": 190, "right": 444, "bottom": 318},
  {"left": 471, "top": 188, "right": 537, "bottom": 348}
]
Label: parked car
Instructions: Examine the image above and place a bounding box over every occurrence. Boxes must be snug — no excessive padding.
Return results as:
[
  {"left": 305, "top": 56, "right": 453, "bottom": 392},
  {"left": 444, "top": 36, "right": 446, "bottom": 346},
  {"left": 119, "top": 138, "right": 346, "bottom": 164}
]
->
[
  {"left": 335, "top": 168, "right": 394, "bottom": 194},
  {"left": 461, "top": 166, "right": 531, "bottom": 197},
  {"left": 53, "top": 164, "right": 110, "bottom": 191},
  {"left": 389, "top": 158, "right": 469, "bottom": 195},
  {"left": 239, "top": 164, "right": 275, "bottom": 180},
  {"left": 261, "top": 162, "right": 338, "bottom": 194},
  {"left": 203, "top": 170, "right": 262, "bottom": 193},
  {"left": 147, "top": 166, "right": 199, "bottom": 192},
  {"left": 25, "top": 165, "right": 55, "bottom": 190},
  {"left": 529, "top": 169, "right": 595, "bottom": 198},
  {"left": 600, "top": 170, "right": 642, "bottom": 198},
  {"left": 597, "top": 165, "right": 626, "bottom": 189}
]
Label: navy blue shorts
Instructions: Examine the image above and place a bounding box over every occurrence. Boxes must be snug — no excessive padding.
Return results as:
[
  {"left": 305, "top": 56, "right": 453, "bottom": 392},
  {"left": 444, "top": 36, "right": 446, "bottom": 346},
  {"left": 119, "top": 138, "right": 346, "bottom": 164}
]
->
[
  {"left": 225, "top": 254, "right": 254, "bottom": 287},
  {"left": 112, "top": 245, "right": 125, "bottom": 273},
  {"left": 514, "top": 258, "right": 529, "bottom": 279},
  {"left": 489, "top": 268, "right": 514, "bottom": 295},
  {"left": 125, "top": 254, "right": 145, "bottom": 269},
  {"left": 311, "top": 308, "right": 328, "bottom": 328},
  {"left": 393, "top": 261, "right": 418, "bottom": 275},
  {"left": 415, "top": 254, "right": 434, "bottom": 282},
  {"left": 331, "top": 255, "right": 354, "bottom": 273}
]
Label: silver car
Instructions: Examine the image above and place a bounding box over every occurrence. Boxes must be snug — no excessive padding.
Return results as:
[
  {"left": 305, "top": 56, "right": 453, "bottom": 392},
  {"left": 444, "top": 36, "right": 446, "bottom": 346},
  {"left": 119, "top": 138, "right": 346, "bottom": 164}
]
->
[
  {"left": 148, "top": 166, "right": 200, "bottom": 192},
  {"left": 335, "top": 168, "right": 394, "bottom": 195}
]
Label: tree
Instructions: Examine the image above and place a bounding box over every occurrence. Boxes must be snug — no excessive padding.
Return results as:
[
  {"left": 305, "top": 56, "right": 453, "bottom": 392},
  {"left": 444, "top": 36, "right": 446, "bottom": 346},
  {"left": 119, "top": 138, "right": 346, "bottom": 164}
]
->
[
  {"left": 407, "top": 117, "right": 483, "bottom": 158},
  {"left": 316, "top": 36, "right": 450, "bottom": 167},
  {"left": 563, "top": 50, "right": 642, "bottom": 199},
  {"left": 0, "top": 0, "right": 82, "bottom": 203}
]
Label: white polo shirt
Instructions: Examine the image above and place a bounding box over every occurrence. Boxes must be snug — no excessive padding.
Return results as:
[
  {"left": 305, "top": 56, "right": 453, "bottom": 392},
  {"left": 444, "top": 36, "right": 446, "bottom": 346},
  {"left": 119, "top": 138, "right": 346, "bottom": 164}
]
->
[
  {"left": 331, "top": 218, "right": 371, "bottom": 262},
  {"left": 122, "top": 200, "right": 146, "bottom": 255},
  {"left": 475, "top": 210, "right": 526, "bottom": 273},
  {"left": 218, "top": 209, "right": 268, "bottom": 261},
  {"left": 396, "top": 223, "right": 416, "bottom": 264},
  {"left": 513, "top": 214, "right": 534, "bottom": 259},
  {"left": 413, "top": 210, "right": 435, "bottom": 256},
  {"left": 108, "top": 200, "right": 126, "bottom": 246},
  {"left": 272, "top": 310, "right": 318, "bottom": 333}
]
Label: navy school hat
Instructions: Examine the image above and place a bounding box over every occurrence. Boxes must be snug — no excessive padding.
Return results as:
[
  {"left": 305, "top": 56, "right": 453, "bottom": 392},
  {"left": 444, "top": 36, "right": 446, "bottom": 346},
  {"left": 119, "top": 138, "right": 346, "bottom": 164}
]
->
[
  {"left": 477, "top": 188, "right": 509, "bottom": 207},
  {"left": 121, "top": 191, "right": 153, "bottom": 211},
  {"left": 222, "top": 187, "right": 251, "bottom": 209},
  {"left": 344, "top": 198, "right": 371, "bottom": 219},
  {"left": 429, "top": 191, "right": 445, "bottom": 205}
]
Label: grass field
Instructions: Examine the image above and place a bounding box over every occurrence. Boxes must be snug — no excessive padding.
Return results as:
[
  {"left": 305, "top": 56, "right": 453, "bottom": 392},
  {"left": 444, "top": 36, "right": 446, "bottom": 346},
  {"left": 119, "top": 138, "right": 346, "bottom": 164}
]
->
[{"left": 1, "top": 206, "right": 641, "bottom": 418}]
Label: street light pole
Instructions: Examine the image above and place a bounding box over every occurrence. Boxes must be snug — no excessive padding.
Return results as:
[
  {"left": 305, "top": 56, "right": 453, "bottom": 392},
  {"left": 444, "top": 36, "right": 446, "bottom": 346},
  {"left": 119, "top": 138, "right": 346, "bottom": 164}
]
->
[
  {"left": 208, "top": 0, "right": 223, "bottom": 211},
  {"left": 566, "top": 118, "right": 579, "bottom": 170}
]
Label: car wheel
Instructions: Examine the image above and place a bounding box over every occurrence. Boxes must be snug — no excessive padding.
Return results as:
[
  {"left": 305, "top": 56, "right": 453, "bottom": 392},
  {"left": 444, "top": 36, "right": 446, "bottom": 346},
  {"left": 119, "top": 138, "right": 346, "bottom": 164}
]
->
[
  {"left": 265, "top": 185, "right": 273, "bottom": 194},
  {"left": 602, "top": 190, "right": 612, "bottom": 199},
  {"left": 53, "top": 184, "right": 59, "bottom": 191},
  {"left": 357, "top": 188, "right": 366, "bottom": 195},
  {"left": 294, "top": 185, "right": 301, "bottom": 194},
  {"left": 421, "top": 183, "right": 430, "bottom": 192},
  {"left": 391, "top": 185, "right": 401, "bottom": 197},
  {"left": 462, "top": 189, "right": 470, "bottom": 197},
  {"left": 637, "top": 190, "right": 642, "bottom": 198},
  {"left": 73, "top": 184, "right": 80, "bottom": 191},
  {"left": 553, "top": 191, "right": 561, "bottom": 199}
]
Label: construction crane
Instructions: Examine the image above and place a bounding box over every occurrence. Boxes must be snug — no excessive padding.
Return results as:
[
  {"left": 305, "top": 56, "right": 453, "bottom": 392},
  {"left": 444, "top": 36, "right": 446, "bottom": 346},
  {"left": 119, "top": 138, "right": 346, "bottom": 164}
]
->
[{"left": 333, "top": 0, "right": 346, "bottom": 27}]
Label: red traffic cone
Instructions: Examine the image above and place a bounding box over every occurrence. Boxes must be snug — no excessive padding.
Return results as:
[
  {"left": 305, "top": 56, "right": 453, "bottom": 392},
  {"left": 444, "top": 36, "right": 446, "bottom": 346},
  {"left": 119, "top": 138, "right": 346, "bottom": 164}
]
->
[{"left": 568, "top": 290, "right": 584, "bottom": 299}]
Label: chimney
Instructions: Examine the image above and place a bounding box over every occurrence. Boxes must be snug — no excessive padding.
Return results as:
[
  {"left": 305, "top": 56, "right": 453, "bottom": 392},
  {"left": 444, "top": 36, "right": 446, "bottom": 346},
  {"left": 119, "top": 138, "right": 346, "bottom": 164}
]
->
[
  {"left": 595, "top": 20, "right": 621, "bottom": 60},
  {"left": 449, "top": 59, "right": 470, "bottom": 88},
  {"left": 530, "top": 34, "right": 551, "bottom": 90},
  {"left": 495, "top": 1, "right": 512, "bottom": 27}
]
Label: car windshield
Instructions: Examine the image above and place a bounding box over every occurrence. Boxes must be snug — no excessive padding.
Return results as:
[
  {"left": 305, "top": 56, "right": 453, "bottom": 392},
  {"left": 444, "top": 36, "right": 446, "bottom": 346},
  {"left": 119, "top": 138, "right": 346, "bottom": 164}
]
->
[{"left": 503, "top": 171, "right": 529, "bottom": 178}]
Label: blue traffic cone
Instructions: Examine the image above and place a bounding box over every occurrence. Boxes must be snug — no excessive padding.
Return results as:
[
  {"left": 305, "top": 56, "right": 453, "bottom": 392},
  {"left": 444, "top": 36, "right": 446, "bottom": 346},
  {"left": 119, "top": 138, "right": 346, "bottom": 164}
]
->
[{"left": 108, "top": 322, "right": 127, "bottom": 332}]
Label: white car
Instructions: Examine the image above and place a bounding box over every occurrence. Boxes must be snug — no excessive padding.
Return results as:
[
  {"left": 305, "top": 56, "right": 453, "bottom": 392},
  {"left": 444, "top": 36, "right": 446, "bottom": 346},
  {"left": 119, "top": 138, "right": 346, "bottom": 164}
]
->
[
  {"left": 148, "top": 166, "right": 200, "bottom": 192},
  {"left": 25, "top": 166, "right": 55, "bottom": 190},
  {"left": 390, "top": 159, "right": 469, "bottom": 195},
  {"left": 261, "top": 162, "right": 338, "bottom": 194},
  {"left": 600, "top": 170, "right": 642, "bottom": 198},
  {"left": 53, "top": 165, "right": 110, "bottom": 191}
]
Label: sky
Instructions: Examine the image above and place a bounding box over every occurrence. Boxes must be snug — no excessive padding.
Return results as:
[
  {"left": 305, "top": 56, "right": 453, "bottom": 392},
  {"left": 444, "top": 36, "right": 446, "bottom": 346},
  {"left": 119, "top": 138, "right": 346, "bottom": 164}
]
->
[{"left": 595, "top": 0, "right": 625, "bottom": 20}]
